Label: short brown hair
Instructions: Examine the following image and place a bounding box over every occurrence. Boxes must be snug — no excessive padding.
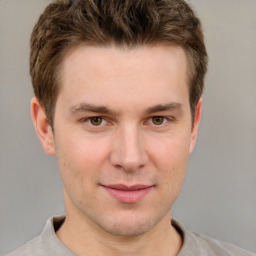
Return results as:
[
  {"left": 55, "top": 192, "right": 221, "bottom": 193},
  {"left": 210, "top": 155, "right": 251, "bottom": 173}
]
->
[{"left": 30, "top": 0, "right": 208, "bottom": 127}]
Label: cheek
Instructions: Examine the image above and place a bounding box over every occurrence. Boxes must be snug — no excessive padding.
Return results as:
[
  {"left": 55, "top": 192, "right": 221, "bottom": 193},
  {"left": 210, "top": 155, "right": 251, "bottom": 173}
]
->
[
  {"left": 54, "top": 132, "right": 112, "bottom": 191},
  {"left": 150, "top": 136, "right": 190, "bottom": 193},
  {"left": 151, "top": 135, "right": 191, "bottom": 170},
  {"left": 56, "top": 130, "right": 109, "bottom": 167},
  {"left": 54, "top": 134, "right": 114, "bottom": 213}
]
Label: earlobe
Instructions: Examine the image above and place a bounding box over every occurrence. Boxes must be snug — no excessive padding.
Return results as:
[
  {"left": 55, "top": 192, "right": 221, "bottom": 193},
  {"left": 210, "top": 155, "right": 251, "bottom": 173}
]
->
[
  {"left": 31, "top": 97, "right": 56, "bottom": 155},
  {"left": 189, "top": 98, "right": 202, "bottom": 154}
]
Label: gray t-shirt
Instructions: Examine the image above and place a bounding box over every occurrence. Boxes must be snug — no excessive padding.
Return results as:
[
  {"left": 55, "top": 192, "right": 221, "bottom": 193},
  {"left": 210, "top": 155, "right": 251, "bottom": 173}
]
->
[{"left": 7, "top": 216, "right": 255, "bottom": 256}]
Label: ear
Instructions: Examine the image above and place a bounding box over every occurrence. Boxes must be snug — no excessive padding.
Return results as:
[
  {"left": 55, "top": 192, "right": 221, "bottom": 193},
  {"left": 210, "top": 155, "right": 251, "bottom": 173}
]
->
[
  {"left": 189, "top": 98, "right": 202, "bottom": 154},
  {"left": 31, "top": 97, "right": 56, "bottom": 155}
]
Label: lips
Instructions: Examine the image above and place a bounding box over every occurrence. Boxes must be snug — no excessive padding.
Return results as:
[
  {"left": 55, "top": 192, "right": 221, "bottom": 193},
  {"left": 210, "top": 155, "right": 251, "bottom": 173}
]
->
[{"left": 101, "top": 184, "right": 154, "bottom": 203}]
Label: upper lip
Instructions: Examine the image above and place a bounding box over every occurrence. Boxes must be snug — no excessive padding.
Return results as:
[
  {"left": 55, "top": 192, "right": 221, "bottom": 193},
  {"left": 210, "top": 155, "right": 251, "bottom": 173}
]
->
[{"left": 102, "top": 184, "right": 153, "bottom": 191}]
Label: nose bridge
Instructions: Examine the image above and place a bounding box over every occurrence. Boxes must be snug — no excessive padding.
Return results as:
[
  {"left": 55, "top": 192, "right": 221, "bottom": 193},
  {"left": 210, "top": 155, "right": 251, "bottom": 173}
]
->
[{"left": 110, "top": 123, "right": 148, "bottom": 171}]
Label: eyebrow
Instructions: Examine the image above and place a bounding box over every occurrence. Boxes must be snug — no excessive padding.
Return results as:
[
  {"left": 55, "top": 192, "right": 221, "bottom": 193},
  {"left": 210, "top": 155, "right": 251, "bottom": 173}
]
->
[
  {"left": 69, "top": 102, "right": 183, "bottom": 116},
  {"left": 145, "top": 102, "right": 183, "bottom": 115},
  {"left": 69, "top": 103, "right": 117, "bottom": 115}
]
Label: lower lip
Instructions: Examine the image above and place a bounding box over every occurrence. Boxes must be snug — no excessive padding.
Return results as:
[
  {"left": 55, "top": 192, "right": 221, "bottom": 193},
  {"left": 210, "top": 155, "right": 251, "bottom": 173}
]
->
[{"left": 103, "top": 186, "right": 153, "bottom": 203}]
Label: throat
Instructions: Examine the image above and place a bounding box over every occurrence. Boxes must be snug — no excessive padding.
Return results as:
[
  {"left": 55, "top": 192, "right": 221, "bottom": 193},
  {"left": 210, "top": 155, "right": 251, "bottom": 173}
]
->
[{"left": 55, "top": 215, "right": 183, "bottom": 256}]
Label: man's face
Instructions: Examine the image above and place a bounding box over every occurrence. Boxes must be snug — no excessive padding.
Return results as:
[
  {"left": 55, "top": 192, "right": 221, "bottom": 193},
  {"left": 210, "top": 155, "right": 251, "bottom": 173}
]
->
[{"left": 38, "top": 45, "right": 200, "bottom": 237}]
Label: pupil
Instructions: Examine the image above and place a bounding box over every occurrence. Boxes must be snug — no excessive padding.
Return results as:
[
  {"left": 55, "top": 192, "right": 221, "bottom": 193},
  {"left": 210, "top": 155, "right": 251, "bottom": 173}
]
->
[
  {"left": 153, "top": 116, "right": 163, "bottom": 125},
  {"left": 91, "top": 117, "right": 102, "bottom": 126}
]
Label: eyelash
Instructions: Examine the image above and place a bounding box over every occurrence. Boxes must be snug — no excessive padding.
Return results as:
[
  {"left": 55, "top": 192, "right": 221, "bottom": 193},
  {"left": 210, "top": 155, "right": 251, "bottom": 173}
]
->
[
  {"left": 148, "top": 116, "right": 169, "bottom": 126},
  {"left": 80, "top": 117, "right": 107, "bottom": 126},
  {"left": 80, "top": 116, "right": 172, "bottom": 127}
]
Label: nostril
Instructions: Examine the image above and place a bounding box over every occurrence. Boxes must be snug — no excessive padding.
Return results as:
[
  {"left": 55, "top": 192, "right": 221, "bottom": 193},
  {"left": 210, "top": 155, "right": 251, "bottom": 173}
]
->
[{"left": 111, "top": 155, "right": 148, "bottom": 172}]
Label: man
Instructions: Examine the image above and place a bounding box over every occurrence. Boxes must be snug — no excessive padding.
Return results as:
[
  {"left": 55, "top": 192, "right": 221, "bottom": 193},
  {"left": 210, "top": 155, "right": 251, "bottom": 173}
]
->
[{"left": 7, "top": 0, "right": 255, "bottom": 255}]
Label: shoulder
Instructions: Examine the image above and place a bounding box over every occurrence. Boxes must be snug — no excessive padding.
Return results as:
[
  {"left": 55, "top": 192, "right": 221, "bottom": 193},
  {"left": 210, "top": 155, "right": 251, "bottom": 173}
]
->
[
  {"left": 187, "top": 231, "right": 256, "bottom": 256},
  {"left": 171, "top": 219, "right": 256, "bottom": 256},
  {"left": 5, "top": 216, "right": 74, "bottom": 256},
  {"left": 6, "top": 236, "right": 42, "bottom": 256}
]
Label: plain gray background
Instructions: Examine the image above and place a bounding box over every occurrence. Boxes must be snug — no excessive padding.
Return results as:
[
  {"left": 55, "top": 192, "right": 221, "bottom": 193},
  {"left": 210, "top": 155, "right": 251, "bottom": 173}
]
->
[{"left": 0, "top": 0, "right": 255, "bottom": 254}]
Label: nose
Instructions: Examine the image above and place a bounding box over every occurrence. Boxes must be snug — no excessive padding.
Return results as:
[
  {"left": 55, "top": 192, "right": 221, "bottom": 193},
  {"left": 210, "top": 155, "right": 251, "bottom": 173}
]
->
[{"left": 110, "top": 125, "right": 148, "bottom": 172}]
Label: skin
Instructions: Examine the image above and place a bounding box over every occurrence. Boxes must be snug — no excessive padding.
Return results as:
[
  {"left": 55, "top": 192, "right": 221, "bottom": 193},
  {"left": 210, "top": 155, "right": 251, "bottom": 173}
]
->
[{"left": 31, "top": 44, "right": 201, "bottom": 256}]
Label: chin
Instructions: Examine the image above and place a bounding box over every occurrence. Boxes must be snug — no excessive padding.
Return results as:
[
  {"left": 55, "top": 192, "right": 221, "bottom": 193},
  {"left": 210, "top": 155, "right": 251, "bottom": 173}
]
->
[
  {"left": 102, "top": 221, "right": 152, "bottom": 237},
  {"left": 94, "top": 211, "right": 165, "bottom": 237}
]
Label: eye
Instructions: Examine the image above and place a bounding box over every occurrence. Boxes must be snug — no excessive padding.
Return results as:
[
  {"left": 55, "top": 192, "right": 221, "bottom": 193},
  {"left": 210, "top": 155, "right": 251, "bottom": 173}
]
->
[
  {"left": 89, "top": 117, "right": 104, "bottom": 126},
  {"left": 79, "top": 116, "right": 111, "bottom": 132},
  {"left": 151, "top": 116, "right": 167, "bottom": 125}
]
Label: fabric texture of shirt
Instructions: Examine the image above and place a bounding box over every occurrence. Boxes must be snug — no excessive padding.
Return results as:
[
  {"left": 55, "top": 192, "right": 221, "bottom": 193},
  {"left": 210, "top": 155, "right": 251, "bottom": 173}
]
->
[{"left": 7, "top": 216, "right": 256, "bottom": 256}]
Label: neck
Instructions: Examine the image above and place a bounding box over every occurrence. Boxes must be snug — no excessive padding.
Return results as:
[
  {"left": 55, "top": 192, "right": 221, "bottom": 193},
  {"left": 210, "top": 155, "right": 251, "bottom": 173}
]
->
[{"left": 56, "top": 212, "right": 182, "bottom": 256}]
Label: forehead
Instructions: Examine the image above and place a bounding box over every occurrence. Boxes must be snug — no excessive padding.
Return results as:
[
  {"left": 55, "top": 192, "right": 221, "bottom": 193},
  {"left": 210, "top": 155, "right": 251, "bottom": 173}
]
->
[
  {"left": 61, "top": 44, "right": 188, "bottom": 78},
  {"left": 57, "top": 44, "right": 190, "bottom": 112}
]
